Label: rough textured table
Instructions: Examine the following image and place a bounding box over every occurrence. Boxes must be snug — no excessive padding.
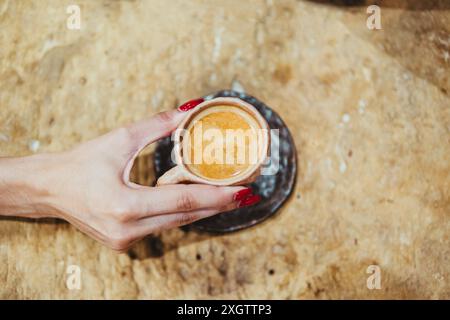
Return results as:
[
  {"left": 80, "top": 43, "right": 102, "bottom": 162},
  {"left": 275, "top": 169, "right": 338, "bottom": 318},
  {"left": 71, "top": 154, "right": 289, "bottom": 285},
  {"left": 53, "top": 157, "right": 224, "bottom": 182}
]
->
[{"left": 0, "top": 0, "right": 449, "bottom": 299}]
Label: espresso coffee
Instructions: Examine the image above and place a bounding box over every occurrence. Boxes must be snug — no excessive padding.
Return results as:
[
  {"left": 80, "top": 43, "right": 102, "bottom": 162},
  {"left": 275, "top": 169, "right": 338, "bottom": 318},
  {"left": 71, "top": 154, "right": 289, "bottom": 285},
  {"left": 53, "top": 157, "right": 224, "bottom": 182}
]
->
[{"left": 183, "top": 106, "right": 261, "bottom": 180}]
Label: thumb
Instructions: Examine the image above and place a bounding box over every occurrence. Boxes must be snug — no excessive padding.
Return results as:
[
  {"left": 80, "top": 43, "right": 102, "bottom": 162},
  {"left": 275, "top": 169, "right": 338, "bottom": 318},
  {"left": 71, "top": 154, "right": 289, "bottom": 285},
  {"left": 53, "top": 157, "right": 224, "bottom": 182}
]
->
[
  {"left": 126, "top": 96, "right": 204, "bottom": 150},
  {"left": 121, "top": 109, "right": 186, "bottom": 187},
  {"left": 122, "top": 98, "right": 204, "bottom": 187},
  {"left": 126, "top": 109, "right": 187, "bottom": 150}
]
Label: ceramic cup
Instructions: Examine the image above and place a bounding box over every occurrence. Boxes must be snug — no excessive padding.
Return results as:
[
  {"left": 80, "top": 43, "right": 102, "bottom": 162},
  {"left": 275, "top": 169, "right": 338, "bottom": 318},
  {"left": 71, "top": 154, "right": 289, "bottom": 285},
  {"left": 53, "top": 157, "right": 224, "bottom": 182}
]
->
[{"left": 156, "top": 97, "right": 270, "bottom": 186}]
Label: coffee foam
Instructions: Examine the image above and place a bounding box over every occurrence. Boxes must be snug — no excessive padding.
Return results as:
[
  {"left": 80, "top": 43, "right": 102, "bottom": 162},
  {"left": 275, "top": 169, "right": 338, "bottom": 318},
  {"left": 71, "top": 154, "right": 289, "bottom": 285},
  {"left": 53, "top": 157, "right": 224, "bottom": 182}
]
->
[{"left": 182, "top": 105, "right": 263, "bottom": 181}]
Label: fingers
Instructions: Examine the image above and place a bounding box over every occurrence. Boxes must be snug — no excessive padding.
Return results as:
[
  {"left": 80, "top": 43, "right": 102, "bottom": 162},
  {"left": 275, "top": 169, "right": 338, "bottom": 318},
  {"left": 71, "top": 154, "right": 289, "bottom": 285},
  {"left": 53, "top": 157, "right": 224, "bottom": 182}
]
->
[
  {"left": 86, "top": 185, "right": 259, "bottom": 252},
  {"left": 131, "top": 185, "right": 248, "bottom": 218},
  {"left": 130, "top": 204, "right": 236, "bottom": 238}
]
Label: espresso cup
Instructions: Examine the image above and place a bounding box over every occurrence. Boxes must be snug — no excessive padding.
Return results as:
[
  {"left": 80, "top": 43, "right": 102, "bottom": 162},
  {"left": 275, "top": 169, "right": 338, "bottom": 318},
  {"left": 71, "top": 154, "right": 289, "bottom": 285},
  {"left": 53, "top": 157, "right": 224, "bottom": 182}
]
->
[{"left": 156, "top": 97, "right": 270, "bottom": 186}]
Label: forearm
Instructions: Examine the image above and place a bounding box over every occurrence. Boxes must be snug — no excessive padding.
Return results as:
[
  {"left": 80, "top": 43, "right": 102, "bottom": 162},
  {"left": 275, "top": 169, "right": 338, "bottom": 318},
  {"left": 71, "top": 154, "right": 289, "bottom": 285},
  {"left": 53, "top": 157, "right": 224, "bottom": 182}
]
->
[
  {"left": 0, "top": 107, "right": 254, "bottom": 250},
  {"left": 0, "top": 154, "right": 60, "bottom": 218}
]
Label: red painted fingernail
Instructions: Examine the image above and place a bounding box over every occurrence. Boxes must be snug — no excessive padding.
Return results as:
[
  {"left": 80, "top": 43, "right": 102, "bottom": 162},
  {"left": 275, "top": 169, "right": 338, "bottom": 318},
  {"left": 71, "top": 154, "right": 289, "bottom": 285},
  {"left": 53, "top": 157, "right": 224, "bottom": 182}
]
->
[
  {"left": 178, "top": 98, "right": 204, "bottom": 112},
  {"left": 238, "top": 194, "right": 261, "bottom": 208},
  {"left": 233, "top": 188, "right": 253, "bottom": 201}
]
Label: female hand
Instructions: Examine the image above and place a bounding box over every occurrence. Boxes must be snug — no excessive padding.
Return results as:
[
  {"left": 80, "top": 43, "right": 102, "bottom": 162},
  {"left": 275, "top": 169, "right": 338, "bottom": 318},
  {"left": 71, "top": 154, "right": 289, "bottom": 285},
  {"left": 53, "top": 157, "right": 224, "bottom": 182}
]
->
[{"left": 0, "top": 106, "right": 260, "bottom": 251}]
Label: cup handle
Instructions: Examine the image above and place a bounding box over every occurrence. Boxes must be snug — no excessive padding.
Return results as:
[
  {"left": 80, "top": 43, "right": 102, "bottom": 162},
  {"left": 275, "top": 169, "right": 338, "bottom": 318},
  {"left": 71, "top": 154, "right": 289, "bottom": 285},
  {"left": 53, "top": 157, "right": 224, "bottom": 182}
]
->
[{"left": 156, "top": 165, "right": 187, "bottom": 186}]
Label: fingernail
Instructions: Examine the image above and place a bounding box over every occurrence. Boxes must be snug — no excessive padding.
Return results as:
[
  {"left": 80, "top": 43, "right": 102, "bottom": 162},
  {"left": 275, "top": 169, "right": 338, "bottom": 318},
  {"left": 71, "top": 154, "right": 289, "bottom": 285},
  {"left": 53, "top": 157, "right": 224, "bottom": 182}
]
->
[
  {"left": 178, "top": 98, "right": 204, "bottom": 112},
  {"left": 233, "top": 188, "right": 253, "bottom": 201},
  {"left": 238, "top": 194, "right": 261, "bottom": 208}
]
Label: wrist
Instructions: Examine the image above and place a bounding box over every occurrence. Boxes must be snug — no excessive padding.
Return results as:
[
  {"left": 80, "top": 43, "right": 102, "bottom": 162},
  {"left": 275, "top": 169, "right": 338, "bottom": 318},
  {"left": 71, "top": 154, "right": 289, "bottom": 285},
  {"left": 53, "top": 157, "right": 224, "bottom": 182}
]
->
[{"left": 0, "top": 153, "right": 63, "bottom": 218}]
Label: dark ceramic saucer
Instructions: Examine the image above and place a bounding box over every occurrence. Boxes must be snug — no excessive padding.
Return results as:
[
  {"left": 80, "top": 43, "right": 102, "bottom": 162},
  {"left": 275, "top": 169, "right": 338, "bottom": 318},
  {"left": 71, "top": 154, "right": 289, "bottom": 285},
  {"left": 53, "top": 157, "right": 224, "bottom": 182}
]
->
[{"left": 154, "top": 90, "right": 297, "bottom": 233}]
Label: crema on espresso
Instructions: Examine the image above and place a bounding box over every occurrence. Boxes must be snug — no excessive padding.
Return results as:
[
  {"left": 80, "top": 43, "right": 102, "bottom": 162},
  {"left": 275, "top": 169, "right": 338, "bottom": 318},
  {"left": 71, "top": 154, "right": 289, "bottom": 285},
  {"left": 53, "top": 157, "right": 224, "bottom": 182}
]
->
[{"left": 182, "top": 106, "right": 262, "bottom": 180}]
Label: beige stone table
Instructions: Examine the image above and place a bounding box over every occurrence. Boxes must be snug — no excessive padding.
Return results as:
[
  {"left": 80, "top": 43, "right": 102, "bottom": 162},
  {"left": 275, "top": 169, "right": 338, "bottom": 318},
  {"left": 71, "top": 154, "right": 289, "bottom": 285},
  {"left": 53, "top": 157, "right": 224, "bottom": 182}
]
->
[{"left": 0, "top": 0, "right": 449, "bottom": 299}]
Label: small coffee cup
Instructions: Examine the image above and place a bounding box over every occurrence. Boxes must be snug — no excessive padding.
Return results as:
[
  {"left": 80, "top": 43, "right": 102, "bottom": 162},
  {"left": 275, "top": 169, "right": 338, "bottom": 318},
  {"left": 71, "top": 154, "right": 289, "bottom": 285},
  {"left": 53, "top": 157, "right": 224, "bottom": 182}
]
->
[{"left": 156, "top": 97, "right": 270, "bottom": 186}]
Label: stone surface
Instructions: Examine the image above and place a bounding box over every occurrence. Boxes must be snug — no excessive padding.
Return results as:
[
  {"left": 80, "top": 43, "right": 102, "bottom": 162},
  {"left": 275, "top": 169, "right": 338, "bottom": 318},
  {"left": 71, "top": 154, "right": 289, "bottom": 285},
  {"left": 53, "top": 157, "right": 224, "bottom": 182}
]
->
[{"left": 0, "top": 0, "right": 449, "bottom": 299}]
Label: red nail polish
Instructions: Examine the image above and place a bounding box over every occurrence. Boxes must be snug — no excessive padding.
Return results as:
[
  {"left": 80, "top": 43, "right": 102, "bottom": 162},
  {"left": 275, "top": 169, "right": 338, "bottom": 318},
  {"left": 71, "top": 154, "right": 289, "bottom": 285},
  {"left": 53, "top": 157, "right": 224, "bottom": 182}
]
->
[
  {"left": 238, "top": 194, "right": 261, "bottom": 208},
  {"left": 233, "top": 188, "right": 253, "bottom": 201},
  {"left": 178, "top": 98, "right": 204, "bottom": 112}
]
